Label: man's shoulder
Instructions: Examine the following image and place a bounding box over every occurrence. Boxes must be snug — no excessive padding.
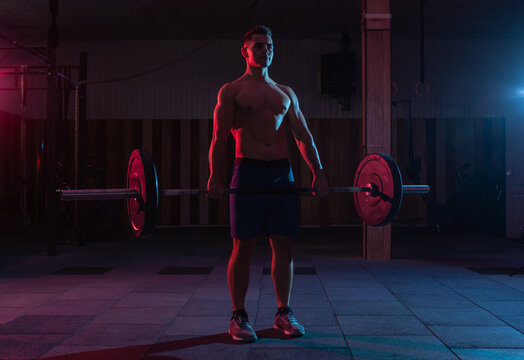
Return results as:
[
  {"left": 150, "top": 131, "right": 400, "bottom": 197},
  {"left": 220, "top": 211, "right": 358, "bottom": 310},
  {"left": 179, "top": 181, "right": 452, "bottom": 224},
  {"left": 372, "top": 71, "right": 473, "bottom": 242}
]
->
[
  {"left": 221, "top": 78, "right": 249, "bottom": 93},
  {"left": 220, "top": 81, "right": 235, "bottom": 90},
  {"left": 275, "top": 83, "right": 291, "bottom": 91},
  {"left": 275, "top": 84, "right": 296, "bottom": 99},
  {"left": 218, "top": 81, "right": 241, "bottom": 99}
]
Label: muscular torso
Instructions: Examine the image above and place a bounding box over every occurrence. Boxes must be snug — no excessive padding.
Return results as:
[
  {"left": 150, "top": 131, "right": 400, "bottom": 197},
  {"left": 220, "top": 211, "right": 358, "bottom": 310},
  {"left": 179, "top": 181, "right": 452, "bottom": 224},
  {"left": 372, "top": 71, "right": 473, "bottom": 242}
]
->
[{"left": 230, "top": 79, "right": 291, "bottom": 160}]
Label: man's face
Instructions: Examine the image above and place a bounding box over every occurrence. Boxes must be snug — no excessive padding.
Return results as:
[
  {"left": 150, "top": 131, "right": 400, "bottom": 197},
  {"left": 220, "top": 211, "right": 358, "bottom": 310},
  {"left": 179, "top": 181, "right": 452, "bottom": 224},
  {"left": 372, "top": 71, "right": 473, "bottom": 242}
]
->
[{"left": 242, "top": 34, "right": 273, "bottom": 68}]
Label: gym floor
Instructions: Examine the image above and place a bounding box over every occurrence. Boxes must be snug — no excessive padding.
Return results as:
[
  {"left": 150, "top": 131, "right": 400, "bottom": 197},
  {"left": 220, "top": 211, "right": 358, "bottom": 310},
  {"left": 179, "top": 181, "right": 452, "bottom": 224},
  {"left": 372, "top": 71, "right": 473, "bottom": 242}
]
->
[{"left": 1, "top": 227, "right": 524, "bottom": 359}]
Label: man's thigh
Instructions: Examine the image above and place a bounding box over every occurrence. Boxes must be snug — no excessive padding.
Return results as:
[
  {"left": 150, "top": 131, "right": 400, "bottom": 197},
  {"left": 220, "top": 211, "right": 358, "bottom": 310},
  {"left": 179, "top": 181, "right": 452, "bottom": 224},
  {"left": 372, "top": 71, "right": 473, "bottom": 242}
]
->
[
  {"left": 230, "top": 193, "right": 267, "bottom": 238},
  {"left": 267, "top": 194, "right": 300, "bottom": 238}
]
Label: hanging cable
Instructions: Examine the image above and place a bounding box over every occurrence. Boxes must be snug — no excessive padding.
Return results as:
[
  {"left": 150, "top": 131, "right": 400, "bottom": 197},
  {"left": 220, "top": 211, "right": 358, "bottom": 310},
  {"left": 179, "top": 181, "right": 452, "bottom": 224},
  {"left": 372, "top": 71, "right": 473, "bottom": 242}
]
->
[
  {"left": 79, "top": 0, "right": 261, "bottom": 86},
  {"left": 415, "top": 0, "right": 430, "bottom": 97}
]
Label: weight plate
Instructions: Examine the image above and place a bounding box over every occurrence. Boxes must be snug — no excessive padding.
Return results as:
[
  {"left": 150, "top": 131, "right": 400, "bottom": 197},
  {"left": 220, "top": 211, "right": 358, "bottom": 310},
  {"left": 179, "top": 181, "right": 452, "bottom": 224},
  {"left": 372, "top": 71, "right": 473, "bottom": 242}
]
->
[
  {"left": 353, "top": 153, "right": 403, "bottom": 226},
  {"left": 126, "top": 149, "right": 159, "bottom": 237}
]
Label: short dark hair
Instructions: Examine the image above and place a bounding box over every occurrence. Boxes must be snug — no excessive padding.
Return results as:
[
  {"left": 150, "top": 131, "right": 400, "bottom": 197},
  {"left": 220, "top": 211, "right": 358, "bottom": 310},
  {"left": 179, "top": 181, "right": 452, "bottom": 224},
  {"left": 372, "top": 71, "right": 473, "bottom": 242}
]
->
[{"left": 243, "top": 25, "right": 272, "bottom": 45}]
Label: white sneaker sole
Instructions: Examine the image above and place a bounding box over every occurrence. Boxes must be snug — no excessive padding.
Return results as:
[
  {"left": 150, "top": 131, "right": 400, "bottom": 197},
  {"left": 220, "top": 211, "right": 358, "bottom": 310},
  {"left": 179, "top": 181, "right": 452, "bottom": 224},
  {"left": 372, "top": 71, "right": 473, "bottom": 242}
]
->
[
  {"left": 273, "top": 324, "right": 305, "bottom": 337},
  {"left": 228, "top": 329, "right": 257, "bottom": 342}
]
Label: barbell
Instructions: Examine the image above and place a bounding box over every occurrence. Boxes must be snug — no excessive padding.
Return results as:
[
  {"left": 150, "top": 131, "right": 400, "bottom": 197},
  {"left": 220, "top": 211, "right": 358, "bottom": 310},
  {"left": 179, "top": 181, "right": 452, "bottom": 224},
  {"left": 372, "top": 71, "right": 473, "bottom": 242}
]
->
[{"left": 59, "top": 149, "right": 430, "bottom": 237}]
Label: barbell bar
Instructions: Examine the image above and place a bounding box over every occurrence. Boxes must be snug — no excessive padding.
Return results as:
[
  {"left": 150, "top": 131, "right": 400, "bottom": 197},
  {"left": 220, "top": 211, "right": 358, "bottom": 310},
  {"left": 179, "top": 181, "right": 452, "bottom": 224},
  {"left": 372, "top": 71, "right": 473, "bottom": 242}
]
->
[
  {"left": 58, "top": 149, "right": 431, "bottom": 237},
  {"left": 61, "top": 185, "right": 429, "bottom": 200},
  {"left": 60, "top": 188, "right": 139, "bottom": 200}
]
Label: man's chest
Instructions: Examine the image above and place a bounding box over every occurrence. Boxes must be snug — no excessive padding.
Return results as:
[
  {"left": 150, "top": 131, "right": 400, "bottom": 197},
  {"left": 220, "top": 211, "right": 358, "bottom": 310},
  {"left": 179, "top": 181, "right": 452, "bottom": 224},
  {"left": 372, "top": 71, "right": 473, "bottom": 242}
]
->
[{"left": 235, "top": 85, "right": 291, "bottom": 117}]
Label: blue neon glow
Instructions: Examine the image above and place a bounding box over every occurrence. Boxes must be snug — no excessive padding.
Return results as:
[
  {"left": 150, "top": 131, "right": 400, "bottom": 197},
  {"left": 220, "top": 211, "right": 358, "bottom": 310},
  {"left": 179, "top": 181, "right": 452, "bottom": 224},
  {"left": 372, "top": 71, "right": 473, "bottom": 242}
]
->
[{"left": 154, "top": 165, "right": 159, "bottom": 208}]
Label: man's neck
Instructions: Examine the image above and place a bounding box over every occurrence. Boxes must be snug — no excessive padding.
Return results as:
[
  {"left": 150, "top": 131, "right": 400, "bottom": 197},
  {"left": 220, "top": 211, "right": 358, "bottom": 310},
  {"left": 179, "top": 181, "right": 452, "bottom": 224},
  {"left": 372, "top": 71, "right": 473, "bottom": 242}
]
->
[{"left": 244, "top": 65, "right": 270, "bottom": 82}]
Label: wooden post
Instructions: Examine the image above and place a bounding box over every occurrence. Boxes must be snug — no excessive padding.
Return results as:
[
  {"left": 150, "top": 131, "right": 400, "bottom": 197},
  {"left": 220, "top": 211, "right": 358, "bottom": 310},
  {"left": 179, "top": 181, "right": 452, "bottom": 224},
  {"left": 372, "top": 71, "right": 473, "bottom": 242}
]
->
[
  {"left": 361, "top": 0, "right": 392, "bottom": 259},
  {"left": 19, "top": 66, "right": 29, "bottom": 228},
  {"left": 46, "top": 50, "right": 58, "bottom": 256},
  {"left": 46, "top": 0, "right": 60, "bottom": 255},
  {"left": 76, "top": 52, "right": 87, "bottom": 246}
]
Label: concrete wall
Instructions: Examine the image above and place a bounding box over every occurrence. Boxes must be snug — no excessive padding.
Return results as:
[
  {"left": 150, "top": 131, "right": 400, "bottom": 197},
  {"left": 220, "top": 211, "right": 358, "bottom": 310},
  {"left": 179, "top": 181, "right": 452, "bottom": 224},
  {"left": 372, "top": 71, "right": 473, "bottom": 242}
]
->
[{"left": 2, "top": 37, "right": 523, "bottom": 120}]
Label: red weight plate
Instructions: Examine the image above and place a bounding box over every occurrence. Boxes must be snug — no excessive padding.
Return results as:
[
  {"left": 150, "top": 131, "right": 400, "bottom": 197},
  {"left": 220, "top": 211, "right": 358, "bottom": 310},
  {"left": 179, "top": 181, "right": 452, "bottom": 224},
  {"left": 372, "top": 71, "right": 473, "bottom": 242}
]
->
[
  {"left": 353, "top": 153, "right": 403, "bottom": 226},
  {"left": 127, "top": 149, "right": 159, "bottom": 237}
]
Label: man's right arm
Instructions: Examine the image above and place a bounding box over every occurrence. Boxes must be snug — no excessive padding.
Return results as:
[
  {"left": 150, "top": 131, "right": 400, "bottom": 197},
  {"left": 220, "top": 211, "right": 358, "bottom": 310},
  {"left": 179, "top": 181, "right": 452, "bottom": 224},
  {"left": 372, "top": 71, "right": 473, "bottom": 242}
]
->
[{"left": 207, "top": 83, "right": 235, "bottom": 199}]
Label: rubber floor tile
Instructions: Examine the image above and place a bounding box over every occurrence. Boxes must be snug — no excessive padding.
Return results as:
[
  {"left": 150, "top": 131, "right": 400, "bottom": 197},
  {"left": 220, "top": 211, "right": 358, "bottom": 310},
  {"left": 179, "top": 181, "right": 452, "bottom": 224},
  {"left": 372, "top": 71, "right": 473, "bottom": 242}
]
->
[
  {"left": 452, "top": 348, "right": 524, "bottom": 360},
  {"left": 0, "top": 334, "right": 66, "bottom": 360},
  {"left": 338, "top": 315, "right": 430, "bottom": 336},
  {"left": 0, "top": 293, "right": 55, "bottom": 308},
  {"left": 0, "top": 308, "right": 27, "bottom": 324},
  {"left": 330, "top": 300, "right": 411, "bottom": 316},
  {"left": 54, "top": 287, "right": 131, "bottom": 300},
  {"left": 324, "top": 287, "right": 396, "bottom": 301},
  {"left": 409, "top": 307, "right": 505, "bottom": 326},
  {"left": 454, "top": 287, "right": 524, "bottom": 301},
  {"left": 92, "top": 306, "right": 182, "bottom": 325},
  {"left": 499, "top": 315, "right": 524, "bottom": 332},
  {"left": 247, "top": 347, "right": 353, "bottom": 360},
  {"left": 251, "top": 325, "right": 347, "bottom": 349},
  {"left": 146, "top": 334, "right": 249, "bottom": 360},
  {"left": 347, "top": 335, "right": 458, "bottom": 360},
  {"left": 25, "top": 299, "right": 116, "bottom": 316},
  {"left": 39, "top": 344, "right": 149, "bottom": 360},
  {"left": 113, "top": 293, "right": 191, "bottom": 307},
  {"left": 395, "top": 293, "right": 476, "bottom": 308},
  {"left": 60, "top": 324, "right": 165, "bottom": 346},
  {"left": 163, "top": 316, "right": 230, "bottom": 336},
  {"left": 0, "top": 315, "right": 93, "bottom": 334},
  {"left": 474, "top": 300, "right": 524, "bottom": 316},
  {"left": 429, "top": 325, "right": 524, "bottom": 348}
]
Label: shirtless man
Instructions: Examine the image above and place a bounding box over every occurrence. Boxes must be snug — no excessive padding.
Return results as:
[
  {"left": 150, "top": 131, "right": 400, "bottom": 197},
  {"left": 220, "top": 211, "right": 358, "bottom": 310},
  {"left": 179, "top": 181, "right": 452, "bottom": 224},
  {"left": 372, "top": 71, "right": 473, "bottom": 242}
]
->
[{"left": 207, "top": 25, "right": 329, "bottom": 342}]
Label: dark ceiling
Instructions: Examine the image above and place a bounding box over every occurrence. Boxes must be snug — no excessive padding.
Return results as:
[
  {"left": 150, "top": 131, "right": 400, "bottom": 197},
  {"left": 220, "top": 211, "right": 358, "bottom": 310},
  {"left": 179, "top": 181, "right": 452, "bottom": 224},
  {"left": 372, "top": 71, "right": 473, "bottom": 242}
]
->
[{"left": 0, "top": 0, "right": 523, "bottom": 44}]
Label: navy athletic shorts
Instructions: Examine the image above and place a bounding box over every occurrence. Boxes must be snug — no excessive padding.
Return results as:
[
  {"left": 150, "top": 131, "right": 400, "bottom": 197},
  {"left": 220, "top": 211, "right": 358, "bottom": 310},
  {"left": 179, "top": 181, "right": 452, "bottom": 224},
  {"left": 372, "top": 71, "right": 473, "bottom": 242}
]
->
[{"left": 229, "top": 158, "right": 300, "bottom": 239}]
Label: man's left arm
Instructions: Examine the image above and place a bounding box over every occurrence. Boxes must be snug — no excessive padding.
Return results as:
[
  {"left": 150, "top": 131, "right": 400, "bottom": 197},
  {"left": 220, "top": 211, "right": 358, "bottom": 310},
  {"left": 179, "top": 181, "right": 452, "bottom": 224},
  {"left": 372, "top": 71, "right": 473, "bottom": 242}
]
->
[{"left": 284, "top": 86, "right": 329, "bottom": 196}]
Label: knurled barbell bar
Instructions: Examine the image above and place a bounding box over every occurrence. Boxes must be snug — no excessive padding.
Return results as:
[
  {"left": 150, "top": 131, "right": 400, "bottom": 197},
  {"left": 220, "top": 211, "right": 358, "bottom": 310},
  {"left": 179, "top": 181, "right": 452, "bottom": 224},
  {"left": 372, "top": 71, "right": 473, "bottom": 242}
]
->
[
  {"left": 59, "top": 149, "right": 430, "bottom": 237},
  {"left": 61, "top": 186, "right": 429, "bottom": 198}
]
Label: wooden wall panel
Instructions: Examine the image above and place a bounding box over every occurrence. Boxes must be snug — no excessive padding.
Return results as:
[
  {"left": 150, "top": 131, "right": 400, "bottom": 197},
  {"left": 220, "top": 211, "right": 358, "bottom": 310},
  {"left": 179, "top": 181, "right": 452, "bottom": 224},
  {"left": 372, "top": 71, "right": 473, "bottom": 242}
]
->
[
  {"left": 392, "top": 117, "right": 428, "bottom": 222},
  {"left": 160, "top": 119, "right": 172, "bottom": 225},
  {"left": 105, "top": 120, "right": 118, "bottom": 188},
  {"left": 179, "top": 120, "right": 191, "bottom": 225},
  {"left": 142, "top": 119, "right": 153, "bottom": 156},
  {"left": 198, "top": 119, "right": 209, "bottom": 225},
  {"left": 0, "top": 112, "right": 21, "bottom": 231},
  {"left": 76, "top": 118, "right": 434, "bottom": 229},
  {"left": 189, "top": 120, "right": 200, "bottom": 224},
  {"left": 292, "top": 118, "right": 363, "bottom": 225},
  {"left": 2, "top": 115, "right": 505, "bottom": 236},
  {"left": 170, "top": 121, "right": 181, "bottom": 225}
]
